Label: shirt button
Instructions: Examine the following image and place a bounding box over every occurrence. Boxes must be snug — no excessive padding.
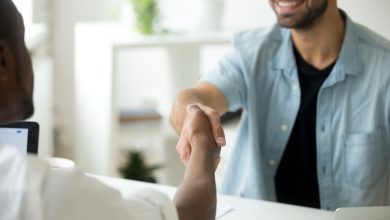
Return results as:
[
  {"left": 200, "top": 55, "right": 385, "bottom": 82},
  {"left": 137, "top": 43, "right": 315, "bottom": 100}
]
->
[
  {"left": 321, "top": 125, "right": 325, "bottom": 132},
  {"left": 269, "top": 160, "right": 276, "bottom": 166},
  {"left": 281, "top": 124, "right": 288, "bottom": 132},
  {"left": 292, "top": 84, "right": 299, "bottom": 91}
]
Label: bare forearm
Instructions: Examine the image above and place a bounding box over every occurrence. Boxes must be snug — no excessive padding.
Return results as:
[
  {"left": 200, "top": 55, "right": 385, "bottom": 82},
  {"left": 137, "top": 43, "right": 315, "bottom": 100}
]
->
[
  {"left": 170, "top": 83, "right": 229, "bottom": 135},
  {"left": 170, "top": 89, "right": 205, "bottom": 134},
  {"left": 174, "top": 143, "right": 217, "bottom": 220},
  {"left": 175, "top": 177, "right": 216, "bottom": 220}
]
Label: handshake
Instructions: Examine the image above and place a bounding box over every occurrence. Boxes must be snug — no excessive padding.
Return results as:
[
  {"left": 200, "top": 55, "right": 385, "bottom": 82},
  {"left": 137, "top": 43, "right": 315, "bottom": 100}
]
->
[
  {"left": 173, "top": 103, "right": 226, "bottom": 169},
  {"left": 171, "top": 103, "right": 227, "bottom": 220}
]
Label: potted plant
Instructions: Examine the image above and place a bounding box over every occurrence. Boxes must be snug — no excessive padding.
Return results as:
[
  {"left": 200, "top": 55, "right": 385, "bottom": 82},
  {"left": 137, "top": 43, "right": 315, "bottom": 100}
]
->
[
  {"left": 129, "top": 0, "right": 158, "bottom": 34},
  {"left": 119, "top": 149, "right": 162, "bottom": 183}
]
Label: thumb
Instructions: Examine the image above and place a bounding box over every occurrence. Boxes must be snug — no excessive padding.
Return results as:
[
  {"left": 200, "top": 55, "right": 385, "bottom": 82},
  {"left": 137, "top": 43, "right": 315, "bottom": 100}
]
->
[{"left": 197, "top": 104, "right": 226, "bottom": 147}]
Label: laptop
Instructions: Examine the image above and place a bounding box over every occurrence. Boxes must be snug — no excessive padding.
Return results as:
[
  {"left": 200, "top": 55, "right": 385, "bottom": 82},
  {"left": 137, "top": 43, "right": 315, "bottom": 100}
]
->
[
  {"left": 0, "top": 121, "right": 39, "bottom": 154},
  {"left": 334, "top": 206, "right": 390, "bottom": 220}
]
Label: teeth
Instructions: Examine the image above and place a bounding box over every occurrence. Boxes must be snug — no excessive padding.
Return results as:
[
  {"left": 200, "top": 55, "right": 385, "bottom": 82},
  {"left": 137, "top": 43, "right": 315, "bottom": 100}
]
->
[{"left": 277, "top": 1, "right": 299, "bottom": 7}]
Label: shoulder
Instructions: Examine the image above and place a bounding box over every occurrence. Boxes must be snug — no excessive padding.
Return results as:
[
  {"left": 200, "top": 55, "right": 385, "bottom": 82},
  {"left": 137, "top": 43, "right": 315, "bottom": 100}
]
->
[
  {"left": 353, "top": 22, "right": 390, "bottom": 56},
  {"left": 233, "top": 26, "right": 274, "bottom": 44},
  {"left": 0, "top": 145, "right": 48, "bottom": 179},
  {"left": 0, "top": 145, "right": 48, "bottom": 220},
  {"left": 232, "top": 24, "right": 283, "bottom": 52},
  {"left": 229, "top": 24, "right": 285, "bottom": 71}
]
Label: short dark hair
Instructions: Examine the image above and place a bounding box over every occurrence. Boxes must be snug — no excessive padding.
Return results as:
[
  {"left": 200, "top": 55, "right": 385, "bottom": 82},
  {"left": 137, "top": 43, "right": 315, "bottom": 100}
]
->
[
  {"left": 0, "top": 0, "right": 23, "bottom": 82},
  {"left": 0, "top": 0, "right": 19, "bottom": 50}
]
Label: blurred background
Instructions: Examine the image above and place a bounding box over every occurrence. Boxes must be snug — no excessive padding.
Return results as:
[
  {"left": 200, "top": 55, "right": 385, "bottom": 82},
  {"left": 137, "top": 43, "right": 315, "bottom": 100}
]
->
[{"left": 15, "top": 0, "right": 390, "bottom": 186}]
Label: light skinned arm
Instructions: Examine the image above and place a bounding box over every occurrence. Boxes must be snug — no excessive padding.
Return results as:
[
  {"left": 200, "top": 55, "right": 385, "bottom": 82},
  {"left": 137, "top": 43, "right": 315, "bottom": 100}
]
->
[
  {"left": 174, "top": 105, "right": 221, "bottom": 220},
  {"left": 170, "top": 82, "right": 229, "bottom": 164}
]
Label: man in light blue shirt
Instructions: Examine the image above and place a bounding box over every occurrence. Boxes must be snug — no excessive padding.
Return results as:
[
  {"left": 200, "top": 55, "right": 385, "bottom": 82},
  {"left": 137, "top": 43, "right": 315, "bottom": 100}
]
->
[{"left": 170, "top": 0, "right": 390, "bottom": 210}]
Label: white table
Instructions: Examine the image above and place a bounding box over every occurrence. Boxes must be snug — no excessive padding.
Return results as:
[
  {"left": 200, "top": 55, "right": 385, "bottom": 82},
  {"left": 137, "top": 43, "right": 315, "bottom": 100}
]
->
[{"left": 91, "top": 175, "right": 333, "bottom": 220}]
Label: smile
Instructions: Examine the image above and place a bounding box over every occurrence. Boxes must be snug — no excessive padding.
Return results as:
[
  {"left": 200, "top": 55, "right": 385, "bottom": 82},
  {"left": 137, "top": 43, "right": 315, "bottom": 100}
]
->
[
  {"left": 274, "top": 0, "right": 304, "bottom": 14},
  {"left": 277, "top": 1, "right": 302, "bottom": 8}
]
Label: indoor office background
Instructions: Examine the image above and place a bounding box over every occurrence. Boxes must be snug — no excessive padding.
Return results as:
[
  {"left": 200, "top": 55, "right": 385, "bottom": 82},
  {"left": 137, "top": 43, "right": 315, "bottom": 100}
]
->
[{"left": 17, "top": 0, "right": 390, "bottom": 186}]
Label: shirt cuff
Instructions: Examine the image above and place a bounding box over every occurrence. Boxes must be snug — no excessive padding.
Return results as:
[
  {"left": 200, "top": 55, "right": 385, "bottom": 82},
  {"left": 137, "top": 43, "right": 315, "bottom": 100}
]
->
[
  {"left": 130, "top": 188, "right": 179, "bottom": 220},
  {"left": 201, "top": 70, "right": 243, "bottom": 112}
]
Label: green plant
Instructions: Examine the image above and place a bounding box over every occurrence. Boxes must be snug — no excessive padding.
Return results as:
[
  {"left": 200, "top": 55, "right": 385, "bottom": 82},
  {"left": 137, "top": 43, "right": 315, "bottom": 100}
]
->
[
  {"left": 119, "top": 149, "right": 162, "bottom": 183},
  {"left": 129, "top": 0, "right": 158, "bottom": 34}
]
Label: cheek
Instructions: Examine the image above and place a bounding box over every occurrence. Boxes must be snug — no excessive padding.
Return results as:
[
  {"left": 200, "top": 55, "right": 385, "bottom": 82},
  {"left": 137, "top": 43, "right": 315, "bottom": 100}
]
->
[{"left": 21, "top": 51, "right": 34, "bottom": 95}]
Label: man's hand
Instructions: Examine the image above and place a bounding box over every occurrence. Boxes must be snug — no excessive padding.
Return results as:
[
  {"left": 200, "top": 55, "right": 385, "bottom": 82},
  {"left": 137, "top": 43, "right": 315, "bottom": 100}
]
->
[{"left": 176, "top": 103, "right": 225, "bottom": 166}]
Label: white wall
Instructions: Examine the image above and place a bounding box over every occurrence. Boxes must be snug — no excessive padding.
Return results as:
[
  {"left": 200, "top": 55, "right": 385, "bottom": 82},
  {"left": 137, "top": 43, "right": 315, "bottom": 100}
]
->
[
  {"left": 29, "top": 47, "right": 54, "bottom": 158},
  {"left": 52, "top": 0, "right": 121, "bottom": 157},
  {"left": 222, "top": 0, "right": 276, "bottom": 30},
  {"left": 338, "top": 0, "right": 390, "bottom": 40}
]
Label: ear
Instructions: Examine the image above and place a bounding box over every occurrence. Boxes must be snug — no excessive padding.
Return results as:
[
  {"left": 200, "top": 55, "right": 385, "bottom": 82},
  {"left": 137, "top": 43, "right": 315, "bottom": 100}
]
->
[{"left": 0, "top": 40, "right": 16, "bottom": 82}]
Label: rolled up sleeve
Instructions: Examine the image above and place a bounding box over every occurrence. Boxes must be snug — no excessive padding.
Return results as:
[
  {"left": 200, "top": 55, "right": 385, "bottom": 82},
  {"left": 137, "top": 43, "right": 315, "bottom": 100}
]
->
[{"left": 201, "top": 46, "right": 247, "bottom": 112}]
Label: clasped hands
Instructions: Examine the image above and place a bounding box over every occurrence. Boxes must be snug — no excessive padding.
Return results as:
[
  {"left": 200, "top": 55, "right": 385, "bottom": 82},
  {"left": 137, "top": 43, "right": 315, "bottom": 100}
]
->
[{"left": 176, "top": 103, "right": 226, "bottom": 169}]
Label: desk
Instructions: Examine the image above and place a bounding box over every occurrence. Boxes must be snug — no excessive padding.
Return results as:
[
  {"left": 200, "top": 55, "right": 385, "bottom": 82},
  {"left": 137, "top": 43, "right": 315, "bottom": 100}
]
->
[{"left": 91, "top": 175, "right": 333, "bottom": 220}]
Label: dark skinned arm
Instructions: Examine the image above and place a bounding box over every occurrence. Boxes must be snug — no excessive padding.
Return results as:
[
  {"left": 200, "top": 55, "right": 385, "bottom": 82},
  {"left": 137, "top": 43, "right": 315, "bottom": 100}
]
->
[{"left": 174, "top": 105, "right": 221, "bottom": 220}]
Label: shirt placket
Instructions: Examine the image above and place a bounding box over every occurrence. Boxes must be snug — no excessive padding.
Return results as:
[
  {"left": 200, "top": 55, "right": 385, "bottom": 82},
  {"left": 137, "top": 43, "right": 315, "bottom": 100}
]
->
[
  {"left": 269, "top": 69, "right": 301, "bottom": 176},
  {"left": 316, "top": 83, "right": 338, "bottom": 210}
]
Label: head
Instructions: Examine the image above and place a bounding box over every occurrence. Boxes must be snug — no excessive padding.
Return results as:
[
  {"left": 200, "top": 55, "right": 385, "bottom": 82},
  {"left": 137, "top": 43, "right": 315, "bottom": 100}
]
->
[
  {"left": 269, "top": 0, "right": 334, "bottom": 30},
  {"left": 0, "top": 0, "right": 34, "bottom": 123}
]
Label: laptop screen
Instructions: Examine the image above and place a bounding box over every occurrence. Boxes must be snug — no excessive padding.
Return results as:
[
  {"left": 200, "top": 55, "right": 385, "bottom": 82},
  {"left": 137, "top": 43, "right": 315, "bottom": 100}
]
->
[
  {"left": 0, "top": 127, "right": 29, "bottom": 153},
  {"left": 0, "top": 122, "right": 39, "bottom": 154}
]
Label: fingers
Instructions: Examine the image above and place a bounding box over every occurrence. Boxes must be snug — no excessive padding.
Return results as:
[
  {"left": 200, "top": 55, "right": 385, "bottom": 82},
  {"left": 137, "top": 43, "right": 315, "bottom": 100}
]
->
[
  {"left": 195, "top": 104, "right": 226, "bottom": 147},
  {"left": 176, "top": 130, "right": 191, "bottom": 166},
  {"left": 176, "top": 103, "right": 225, "bottom": 167}
]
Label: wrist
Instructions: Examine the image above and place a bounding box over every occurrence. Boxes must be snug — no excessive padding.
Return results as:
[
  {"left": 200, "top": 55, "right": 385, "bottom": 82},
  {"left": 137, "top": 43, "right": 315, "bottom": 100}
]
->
[{"left": 190, "top": 140, "right": 219, "bottom": 168}]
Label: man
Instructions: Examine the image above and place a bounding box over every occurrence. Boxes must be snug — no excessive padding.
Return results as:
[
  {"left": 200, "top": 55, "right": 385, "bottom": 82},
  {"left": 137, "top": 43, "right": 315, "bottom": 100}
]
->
[
  {"left": 0, "top": 1, "right": 220, "bottom": 219},
  {"left": 171, "top": 0, "right": 390, "bottom": 210}
]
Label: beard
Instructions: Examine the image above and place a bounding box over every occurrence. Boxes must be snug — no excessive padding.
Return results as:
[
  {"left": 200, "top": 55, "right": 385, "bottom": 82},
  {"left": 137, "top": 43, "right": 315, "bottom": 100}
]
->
[{"left": 271, "top": 0, "right": 329, "bottom": 30}]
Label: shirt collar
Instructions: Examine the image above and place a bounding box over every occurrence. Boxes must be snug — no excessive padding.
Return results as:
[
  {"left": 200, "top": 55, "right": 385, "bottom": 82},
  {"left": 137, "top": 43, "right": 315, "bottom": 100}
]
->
[
  {"left": 271, "top": 27, "right": 295, "bottom": 74},
  {"left": 271, "top": 11, "right": 362, "bottom": 77}
]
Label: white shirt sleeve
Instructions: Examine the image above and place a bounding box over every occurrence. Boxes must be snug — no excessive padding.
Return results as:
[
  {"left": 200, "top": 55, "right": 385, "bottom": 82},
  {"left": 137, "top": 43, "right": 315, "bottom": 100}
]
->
[
  {"left": 0, "top": 145, "right": 49, "bottom": 220},
  {"left": 44, "top": 168, "right": 179, "bottom": 220},
  {"left": 0, "top": 145, "right": 179, "bottom": 220},
  {"left": 129, "top": 188, "right": 179, "bottom": 220}
]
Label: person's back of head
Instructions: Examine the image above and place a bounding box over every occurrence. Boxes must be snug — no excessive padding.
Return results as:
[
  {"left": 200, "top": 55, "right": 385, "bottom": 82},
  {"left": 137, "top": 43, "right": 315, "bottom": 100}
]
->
[{"left": 0, "top": 0, "right": 34, "bottom": 123}]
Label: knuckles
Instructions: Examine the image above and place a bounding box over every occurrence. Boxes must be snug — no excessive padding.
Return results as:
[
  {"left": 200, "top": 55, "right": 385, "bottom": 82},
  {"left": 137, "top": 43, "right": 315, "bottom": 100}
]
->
[
  {"left": 178, "top": 104, "right": 219, "bottom": 161},
  {"left": 185, "top": 110, "right": 211, "bottom": 137}
]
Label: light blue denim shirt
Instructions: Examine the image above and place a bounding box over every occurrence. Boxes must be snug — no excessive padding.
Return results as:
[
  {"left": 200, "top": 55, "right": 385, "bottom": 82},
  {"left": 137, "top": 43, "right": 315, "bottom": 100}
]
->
[{"left": 201, "top": 14, "right": 390, "bottom": 210}]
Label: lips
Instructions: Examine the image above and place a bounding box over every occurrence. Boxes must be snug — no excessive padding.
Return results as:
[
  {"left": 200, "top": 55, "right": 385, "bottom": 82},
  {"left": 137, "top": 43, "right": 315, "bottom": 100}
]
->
[
  {"left": 276, "top": 0, "right": 302, "bottom": 7},
  {"left": 273, "top": 0, "right": 304, "bottom": 14}
]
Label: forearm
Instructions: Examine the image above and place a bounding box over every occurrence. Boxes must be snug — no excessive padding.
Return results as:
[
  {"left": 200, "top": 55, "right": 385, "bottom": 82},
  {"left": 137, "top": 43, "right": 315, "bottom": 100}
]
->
[
  {"left": 174, "top": 142, "right": 217, "bottom": 220},
  {"left": 170, "top": 89, "right": 205, "bottom": 134},
  {"left": 170, "top": 83, "right": 229, "bottom": 135}
]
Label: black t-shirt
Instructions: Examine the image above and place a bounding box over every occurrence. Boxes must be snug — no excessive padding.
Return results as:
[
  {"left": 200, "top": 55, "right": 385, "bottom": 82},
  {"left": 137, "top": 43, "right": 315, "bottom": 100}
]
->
[{"left": 274, "top": 46, "right": 336, "bottom": 208}]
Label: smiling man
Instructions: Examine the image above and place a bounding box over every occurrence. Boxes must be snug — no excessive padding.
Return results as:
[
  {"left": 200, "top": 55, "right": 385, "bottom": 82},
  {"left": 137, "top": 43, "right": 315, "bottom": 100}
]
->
[{"left": 171, "top": 0, "right": 390, "bottom": 210}]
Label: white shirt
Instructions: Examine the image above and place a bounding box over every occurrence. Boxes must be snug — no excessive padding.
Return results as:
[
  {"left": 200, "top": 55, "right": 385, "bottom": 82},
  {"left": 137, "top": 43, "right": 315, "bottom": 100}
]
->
[{"left": 0, "top": 145, "right": 179, "bottom": 220}]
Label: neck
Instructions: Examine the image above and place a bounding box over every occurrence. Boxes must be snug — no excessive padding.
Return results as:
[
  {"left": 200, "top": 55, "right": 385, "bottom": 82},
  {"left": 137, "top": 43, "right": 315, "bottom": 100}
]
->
[{"left": 291, "top": 6, "right": 345, "bottom": 70}]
